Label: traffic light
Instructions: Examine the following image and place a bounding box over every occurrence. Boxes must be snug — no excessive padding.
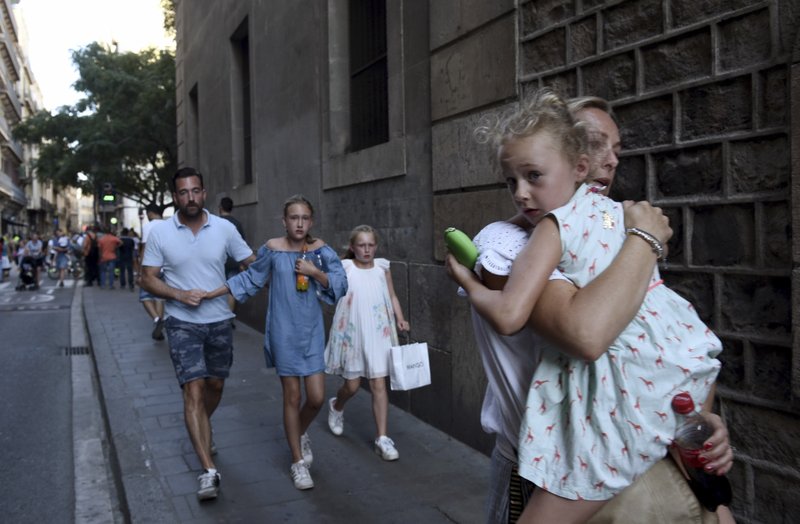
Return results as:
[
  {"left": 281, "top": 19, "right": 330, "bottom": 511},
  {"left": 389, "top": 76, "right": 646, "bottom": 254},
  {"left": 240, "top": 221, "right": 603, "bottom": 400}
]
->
[{"left": 101, "top": 182, "right": 116, "bottom": 203}]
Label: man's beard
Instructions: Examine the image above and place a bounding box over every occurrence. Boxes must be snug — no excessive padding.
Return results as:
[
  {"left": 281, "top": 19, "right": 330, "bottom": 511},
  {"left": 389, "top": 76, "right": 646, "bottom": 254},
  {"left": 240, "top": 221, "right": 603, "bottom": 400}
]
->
[{"left": 181, "top": 202, "right": 203, "bottom": 217}]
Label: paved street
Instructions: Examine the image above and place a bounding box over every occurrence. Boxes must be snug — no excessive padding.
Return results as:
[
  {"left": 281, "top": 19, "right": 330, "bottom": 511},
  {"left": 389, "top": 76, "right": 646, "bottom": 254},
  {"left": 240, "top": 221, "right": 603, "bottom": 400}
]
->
[
  {"left": 0, "top": 276, "right": 77, "bottom": 523},
  {"left": 81, "top": 283, "right": 490, "bottom": 523}
]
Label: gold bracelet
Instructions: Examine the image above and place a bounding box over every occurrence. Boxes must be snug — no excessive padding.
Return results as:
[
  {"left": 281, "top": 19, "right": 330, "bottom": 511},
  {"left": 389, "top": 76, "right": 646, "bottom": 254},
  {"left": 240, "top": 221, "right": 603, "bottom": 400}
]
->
[{"left": 625, "top": 227, "right": 664, "bottom": 260}]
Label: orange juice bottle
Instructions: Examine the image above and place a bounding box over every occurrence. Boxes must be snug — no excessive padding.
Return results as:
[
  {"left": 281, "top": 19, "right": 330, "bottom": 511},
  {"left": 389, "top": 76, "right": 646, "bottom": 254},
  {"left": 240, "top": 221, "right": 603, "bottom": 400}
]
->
[{"left": 296, "top": 246, "right": 309, "bottom": 291}]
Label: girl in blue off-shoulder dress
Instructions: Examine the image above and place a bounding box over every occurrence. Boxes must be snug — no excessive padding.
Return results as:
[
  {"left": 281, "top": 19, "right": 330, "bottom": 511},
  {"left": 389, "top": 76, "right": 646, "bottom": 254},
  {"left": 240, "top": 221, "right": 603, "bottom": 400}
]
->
[{"left": 209, "top": 195, "right": 347, "bottom": 491}]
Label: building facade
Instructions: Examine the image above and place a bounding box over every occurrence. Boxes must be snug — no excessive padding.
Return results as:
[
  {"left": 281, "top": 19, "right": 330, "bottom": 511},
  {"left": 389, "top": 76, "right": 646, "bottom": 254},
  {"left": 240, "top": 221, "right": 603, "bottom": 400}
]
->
[
  {"left": 0, "top": 0, "right": 26, "bottom": 237},
  {"left": 1, "top": 0, "right": 73, "bottom": 240},
  {"left": 175, "top": 1, "right": 799, "bottom": 520}
]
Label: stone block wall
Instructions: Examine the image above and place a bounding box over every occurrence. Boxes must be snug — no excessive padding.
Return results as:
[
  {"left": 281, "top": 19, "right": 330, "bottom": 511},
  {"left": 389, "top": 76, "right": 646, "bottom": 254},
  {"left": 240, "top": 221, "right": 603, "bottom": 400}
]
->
[{"left": 430, "top": 0, "right": 798, "bottom": 520}]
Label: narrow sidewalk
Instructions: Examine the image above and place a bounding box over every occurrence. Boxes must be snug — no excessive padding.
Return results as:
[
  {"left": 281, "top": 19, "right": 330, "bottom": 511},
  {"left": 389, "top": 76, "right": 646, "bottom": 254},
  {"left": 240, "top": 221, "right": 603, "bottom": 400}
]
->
[{"left": 82, "top": 285, "right": 490, "bottom": 523}]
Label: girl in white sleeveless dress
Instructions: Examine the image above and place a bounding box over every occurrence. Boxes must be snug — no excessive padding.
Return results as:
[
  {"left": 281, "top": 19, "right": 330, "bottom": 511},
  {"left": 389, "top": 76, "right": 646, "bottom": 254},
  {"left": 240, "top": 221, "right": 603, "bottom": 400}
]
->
[{"left": 325, "top": 225, "right": 410, "bottom": 461}]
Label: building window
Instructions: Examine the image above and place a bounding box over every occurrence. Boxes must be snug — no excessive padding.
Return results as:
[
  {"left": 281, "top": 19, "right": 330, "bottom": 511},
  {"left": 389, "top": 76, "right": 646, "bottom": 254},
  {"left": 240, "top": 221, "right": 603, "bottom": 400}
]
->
[
  {"left": 348, "top": 0, "right": 388, "bottom": 152},
  {"left": 231, "top": 18, "right": 253, "bottom": 185},
  {"left": 323, "top": 0, "right": 406, "bottom": 189}
]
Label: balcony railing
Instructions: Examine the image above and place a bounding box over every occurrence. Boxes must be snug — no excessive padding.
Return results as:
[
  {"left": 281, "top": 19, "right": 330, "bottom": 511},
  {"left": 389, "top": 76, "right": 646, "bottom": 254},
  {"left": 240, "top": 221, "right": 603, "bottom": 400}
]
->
[{"left": 0, "top": 34, "right": 20, "bottom": 83}]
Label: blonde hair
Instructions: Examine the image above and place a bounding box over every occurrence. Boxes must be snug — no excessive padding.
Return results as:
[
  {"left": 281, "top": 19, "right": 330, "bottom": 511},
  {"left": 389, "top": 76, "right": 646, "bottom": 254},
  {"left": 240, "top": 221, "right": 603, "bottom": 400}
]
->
[
  {"left": 475, "top": 88, "right": 588, "bottom": 168},
  {"left": 344, "top": 224, "right": 378, "bottom": 259},
  {"left": 283, "top": 194, "right": 316, "bottom": 244}
]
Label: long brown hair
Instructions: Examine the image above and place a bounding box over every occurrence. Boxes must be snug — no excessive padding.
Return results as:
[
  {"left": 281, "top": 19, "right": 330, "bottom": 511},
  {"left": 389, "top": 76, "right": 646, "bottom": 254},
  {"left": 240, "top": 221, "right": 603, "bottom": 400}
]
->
[
  {"left": 283, "top": 194, "right": 316, "bottom": 245},
  {"left": 344, "top": 224, "right": 378, "bottom": 259}
]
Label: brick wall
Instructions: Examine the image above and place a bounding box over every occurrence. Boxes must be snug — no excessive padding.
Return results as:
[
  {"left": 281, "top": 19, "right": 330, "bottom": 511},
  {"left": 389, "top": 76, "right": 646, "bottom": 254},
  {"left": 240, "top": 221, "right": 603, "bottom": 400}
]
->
[{"left": 523, "top": 1, "right": 797, "bottom": 520}]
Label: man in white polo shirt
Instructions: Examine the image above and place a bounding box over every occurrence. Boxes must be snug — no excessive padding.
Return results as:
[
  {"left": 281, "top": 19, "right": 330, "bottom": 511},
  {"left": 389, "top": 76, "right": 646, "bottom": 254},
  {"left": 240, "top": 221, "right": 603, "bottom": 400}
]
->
[{"left": 141, "top": 167, "right": 254, "bottom": 501}]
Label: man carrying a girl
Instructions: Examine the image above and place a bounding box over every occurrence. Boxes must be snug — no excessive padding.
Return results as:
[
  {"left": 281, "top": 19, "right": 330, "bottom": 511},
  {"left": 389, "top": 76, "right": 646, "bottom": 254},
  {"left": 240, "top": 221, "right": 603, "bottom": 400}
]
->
[{"left": 448, "top": 91, "right": 734, "bottom": 523}]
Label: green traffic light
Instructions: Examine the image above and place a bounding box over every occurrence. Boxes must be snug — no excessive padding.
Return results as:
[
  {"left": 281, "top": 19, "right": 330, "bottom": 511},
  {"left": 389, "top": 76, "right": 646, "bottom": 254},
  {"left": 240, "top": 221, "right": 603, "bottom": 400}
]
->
[{"left": 102, "top": 194, "right": 115, "bottom": 202}]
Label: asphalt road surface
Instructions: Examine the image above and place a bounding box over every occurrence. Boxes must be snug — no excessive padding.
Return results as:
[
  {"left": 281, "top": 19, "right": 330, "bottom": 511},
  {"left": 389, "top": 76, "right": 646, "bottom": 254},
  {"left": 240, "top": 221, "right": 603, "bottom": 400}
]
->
[{"left": 0, "top": 276, "right": 75, "bottom": 523}]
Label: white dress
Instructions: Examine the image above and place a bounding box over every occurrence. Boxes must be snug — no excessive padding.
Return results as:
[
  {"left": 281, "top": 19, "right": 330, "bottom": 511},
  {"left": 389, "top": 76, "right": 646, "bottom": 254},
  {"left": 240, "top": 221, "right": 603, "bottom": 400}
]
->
[
  {"left": 325, "top": 258, "right": 399, "bottom": 379},
  {"left": 517, "top": 185, "right": 723, "bottom": 501}
]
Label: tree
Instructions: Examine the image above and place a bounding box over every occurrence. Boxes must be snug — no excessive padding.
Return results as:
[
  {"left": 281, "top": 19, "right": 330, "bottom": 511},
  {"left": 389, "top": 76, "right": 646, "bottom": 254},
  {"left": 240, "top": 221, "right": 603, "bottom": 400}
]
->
[
  {"left": 161, "top": 0, "right": 176, "bottom": 37},
  {"left": 13, "top": 42, "right": 176, "bottom": 210}
]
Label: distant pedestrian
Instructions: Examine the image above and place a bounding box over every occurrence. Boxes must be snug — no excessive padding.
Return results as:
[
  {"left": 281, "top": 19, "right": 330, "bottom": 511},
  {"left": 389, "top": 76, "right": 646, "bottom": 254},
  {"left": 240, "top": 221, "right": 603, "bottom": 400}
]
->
[
  {"left": 97, "top": 228, "right": 122, "bottom": 289},
  {"left": 24, "top": 232, "right": 44, "bottom": 289},
  {"left": 117, "top": 228, "right": 136, "bottom": 291},
  {"left": 46, "top": 232, "right": 57, "bottom": 268},
  {"left": 217, "top": 197, "right": 246, "bottom": 322},
  {"left": 53, "top": 229, "right": 71, "bottom": 288},
  {"left": 138, "top": 204, "right": 166, "bottom": 339},
  {"left": 141, "top": 167, "right": 254, "bottom": 501},
  {"left": 324, "top": 225, "right": 409, "bottom": 461},
  {"left": 82, "top": 227, "right": 100, "bottom": 286},
  {"left": 0, "top": 236, "right": 11, "bottom": 282},
  {"left": 207, "top": 194, "right": 347, "bottom": 491}
]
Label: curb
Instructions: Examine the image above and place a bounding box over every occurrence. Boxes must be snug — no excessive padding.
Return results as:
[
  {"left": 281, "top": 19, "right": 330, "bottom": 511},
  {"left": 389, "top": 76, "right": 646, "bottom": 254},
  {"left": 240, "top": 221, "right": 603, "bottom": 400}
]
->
[{"left": 71, "top": 281, "right": 126, "bottom": 523}]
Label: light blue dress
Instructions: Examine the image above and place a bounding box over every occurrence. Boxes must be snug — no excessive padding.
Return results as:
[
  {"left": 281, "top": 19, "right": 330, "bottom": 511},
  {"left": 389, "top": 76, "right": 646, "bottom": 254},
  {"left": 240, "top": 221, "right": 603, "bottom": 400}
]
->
[
  {"left": 517, "top": 185, "right": 722, "bottom": 500},
  {"left": 227, "top": 244, "right": 348, "bottom": 376}
]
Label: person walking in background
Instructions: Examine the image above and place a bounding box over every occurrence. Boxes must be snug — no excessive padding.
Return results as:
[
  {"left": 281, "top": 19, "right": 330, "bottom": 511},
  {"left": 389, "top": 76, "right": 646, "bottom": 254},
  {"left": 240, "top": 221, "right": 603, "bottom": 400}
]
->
[
  {"left": 140, "top": 167, "right": 254, "bottom": 501},
  {"left": 324, "top": 225, "right": 409, "bottom": 461},
  {"left": 46, "top": 231, "right": 57, "bottom": 269},
  {"left": 218, "top": 197, "right": 247, "bottom": 324},
  {"left": 82, "top": 227, "right": 100, "bottom": 287},
  {"left": 14, "top": 235, "right": 24, "bottom": 267},
  {"left": 0, "top": 236, "right": 11, "bottom": 282},
  {"left": 131, "top": 230, "right": 141, "bottom": 276},
  {"left": 97, "top": 227, "right": 122, "bottom": 290},
  {"left": 139, "top": 204, "right": 166, "bottom": 339},
  {"left": 24, "top": 232, "right": 44, "bottom": 290},
  {"left": 207, "top": 195, "right": 347, "bottom": 491},
  {"left": 53, "top": 229, "right": 71, "bottom": 288},
  {"left": 117, "top": 228, "right": 136, "bottom": 291}
]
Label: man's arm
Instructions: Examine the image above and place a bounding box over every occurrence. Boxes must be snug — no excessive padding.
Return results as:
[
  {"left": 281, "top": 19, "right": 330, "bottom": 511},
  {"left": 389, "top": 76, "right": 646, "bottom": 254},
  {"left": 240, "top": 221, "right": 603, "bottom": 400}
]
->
[
  {"left": 529, "top": 201, "right": 671, "bottom": 361},
  {"left": 140, "top": 265, "right": 206, "bottom": 306}
]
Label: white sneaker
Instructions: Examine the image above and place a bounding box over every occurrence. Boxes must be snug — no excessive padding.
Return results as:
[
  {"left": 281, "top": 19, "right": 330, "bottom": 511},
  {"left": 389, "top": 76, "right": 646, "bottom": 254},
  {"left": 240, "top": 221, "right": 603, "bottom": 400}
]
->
[
  {"left": 197, "top": 469, "right": 220, "bottom": 500},
  {"left": 374, "top": 435, "right": 399, "bottom": 461},
  {"left": 327, "top": 397, "right": 344, "bottom": 436},
  {"left": 290, "top": 460, "right": 314, "bottom": 490},
  {"left": 300, "top": 433, "right": 313, "bottom": 466}
]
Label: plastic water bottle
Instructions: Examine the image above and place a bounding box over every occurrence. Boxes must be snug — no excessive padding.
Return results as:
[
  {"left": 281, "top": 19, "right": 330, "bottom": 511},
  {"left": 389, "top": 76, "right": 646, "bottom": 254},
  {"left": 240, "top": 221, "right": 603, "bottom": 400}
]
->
[
  {"left": 296, "top": 249, "right": 309, "bottom": 292},
  {"left": 671, "top": 392, "right": 733, "bottom": 511}
]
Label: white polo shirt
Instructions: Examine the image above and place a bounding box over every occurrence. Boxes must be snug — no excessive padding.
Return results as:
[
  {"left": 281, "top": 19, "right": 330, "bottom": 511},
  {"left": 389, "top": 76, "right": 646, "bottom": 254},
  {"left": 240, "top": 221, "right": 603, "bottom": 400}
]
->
[{"left": 143, "top": 209, "right": 252, "bottom": 323}]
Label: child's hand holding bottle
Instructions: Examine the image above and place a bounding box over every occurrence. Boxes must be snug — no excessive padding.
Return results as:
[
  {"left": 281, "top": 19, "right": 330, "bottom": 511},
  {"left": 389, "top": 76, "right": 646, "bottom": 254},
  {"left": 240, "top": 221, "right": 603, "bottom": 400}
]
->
[{"left": 295, "top": 255, "right": 317, "bottom": 291}]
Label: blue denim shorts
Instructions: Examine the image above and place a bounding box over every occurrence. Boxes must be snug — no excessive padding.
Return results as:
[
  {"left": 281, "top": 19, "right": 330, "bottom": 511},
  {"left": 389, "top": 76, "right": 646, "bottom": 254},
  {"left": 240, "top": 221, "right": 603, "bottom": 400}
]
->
[{"left": 165, "top": 317, "right": 234, "bottom": 386}]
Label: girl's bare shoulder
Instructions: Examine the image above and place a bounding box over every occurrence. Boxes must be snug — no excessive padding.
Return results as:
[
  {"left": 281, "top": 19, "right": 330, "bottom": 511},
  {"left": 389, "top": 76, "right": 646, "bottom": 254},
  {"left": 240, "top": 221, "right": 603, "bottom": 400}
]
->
[{"left": 265, "top": 237, "right": 287, "bottom": 250}]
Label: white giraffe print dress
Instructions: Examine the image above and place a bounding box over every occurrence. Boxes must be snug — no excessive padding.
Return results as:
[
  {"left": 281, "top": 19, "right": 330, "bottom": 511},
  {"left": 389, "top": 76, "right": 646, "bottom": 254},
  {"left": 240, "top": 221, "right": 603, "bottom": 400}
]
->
[{"left": 516, "top": 184, "right": 722, "bottom": 501}]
